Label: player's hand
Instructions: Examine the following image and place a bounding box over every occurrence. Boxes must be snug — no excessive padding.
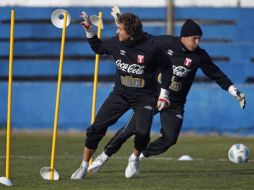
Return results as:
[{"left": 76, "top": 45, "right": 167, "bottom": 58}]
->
[
  {"left": 157, "top": 88, "right": 170, "bottom": 111},
  {"left": 80, "top": 11, "right": 95, "bottom": 38},
  {"left": 228, "top": 85, "right": 246, "bottom": 109},
  {"left": 80, "top": 11, "right": 92, "bottom": 31},
  {"left": 111, "top": 5, "right": 121, "bottom": 25},
  {"left": 236, "top": 91, "right": 246, "bottom": 109}
]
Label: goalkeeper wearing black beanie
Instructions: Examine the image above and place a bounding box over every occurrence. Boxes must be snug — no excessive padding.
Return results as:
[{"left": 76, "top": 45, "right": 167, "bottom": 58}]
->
[{"left": 180, "top": 19, "right": 203, "bottom": 37}]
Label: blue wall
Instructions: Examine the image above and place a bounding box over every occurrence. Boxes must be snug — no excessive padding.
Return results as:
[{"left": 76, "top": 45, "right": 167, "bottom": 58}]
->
[{"left": 0, "top": 82, "right": 253, "bottom": 135}]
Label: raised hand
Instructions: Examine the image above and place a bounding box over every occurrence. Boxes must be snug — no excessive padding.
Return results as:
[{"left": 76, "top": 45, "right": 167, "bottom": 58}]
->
[{"left": 111, "top": 5, "right": 121, "bottom": 25}]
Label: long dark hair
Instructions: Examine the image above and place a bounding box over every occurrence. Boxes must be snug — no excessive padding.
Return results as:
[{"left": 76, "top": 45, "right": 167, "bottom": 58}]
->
[{"left": 118, "top": 13, "right": 144, "bottom": 39}]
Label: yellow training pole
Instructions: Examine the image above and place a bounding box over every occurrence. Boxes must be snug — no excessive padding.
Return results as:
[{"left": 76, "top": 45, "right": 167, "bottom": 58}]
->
[
  {"left": 0, "top": 9, "right": 15, "bottom": 187},
  {"left": 89, "top": 12, "right": 103, "bottom": 169},
  {"left": 49, "top": 12, "right": 67, "bottom": 180},
  {"left": 91, "top": 11, "right": 103, "bottom": 124},
  {"left": 6, "top": 9, "right": 15, "bottom": 180}
]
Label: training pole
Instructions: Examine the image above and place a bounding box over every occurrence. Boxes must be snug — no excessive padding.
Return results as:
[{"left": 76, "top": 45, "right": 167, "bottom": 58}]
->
[
  {"left": 0, "top": 9, "right": 14, "bottom": 187},
  {"left": 91, "top": 11, "right": 103, "bottom": 124},
  {"left": 49, "top": 12, "right": 67, "bottom": 180},
  {"left": 89, "top": 12, "right": 103, "bottom": 169},
  {"left": 40, "top": 10, "right": 70, "bottom": 181}
]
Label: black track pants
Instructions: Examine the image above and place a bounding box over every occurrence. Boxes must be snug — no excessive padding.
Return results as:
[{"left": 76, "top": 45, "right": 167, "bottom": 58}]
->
[
  {"left": 85, "top": 90, "right": 154, "bottom": 152},
  {"left": 104, "top": 106, "right": 184, "bottom": 157}
]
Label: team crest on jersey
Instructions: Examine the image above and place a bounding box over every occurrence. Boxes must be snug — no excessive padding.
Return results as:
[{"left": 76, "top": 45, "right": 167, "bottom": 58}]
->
[
  {"left": 184, "top": 57, "right": 192, "bottom": 67},
  {"left": 137, "top": 55, "right": 144, "bottom": 64}
]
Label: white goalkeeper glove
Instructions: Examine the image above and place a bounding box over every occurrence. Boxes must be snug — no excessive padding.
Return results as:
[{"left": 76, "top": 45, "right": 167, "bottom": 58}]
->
[
  {"left": 228, "top": 85, "right": 246, "bottom": 109},
  {"left": 80, "top": 11, "right": 95, "bottom": 38},
  {"left": 111, "top": 5, "right": 121, "bottom": 26},
  {"left": 157, "top": 88, "right": 170, "bottom": 111}
]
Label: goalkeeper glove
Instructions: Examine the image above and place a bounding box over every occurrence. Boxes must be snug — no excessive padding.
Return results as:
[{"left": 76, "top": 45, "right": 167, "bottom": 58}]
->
[
  {"left": 228, "top": 85, "right": 246, "bottom": 109},
  {"left": 157, "top": 88, "right": 170, "bottom": 111},
  {"left": 80, "top": 11, "right": 95, "bottom": 38},
  {"left": 111, "top": 5, "right": 121, "bottom": 26}
]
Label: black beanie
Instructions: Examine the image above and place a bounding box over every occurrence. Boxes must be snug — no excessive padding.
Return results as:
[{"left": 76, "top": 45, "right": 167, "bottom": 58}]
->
[{"left": 180, "top": 19, "right": 203, "bottom": 37}]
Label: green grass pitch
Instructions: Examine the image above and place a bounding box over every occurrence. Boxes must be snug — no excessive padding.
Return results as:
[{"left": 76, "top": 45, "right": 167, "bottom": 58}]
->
[{"left": 0, "top": 132, "right": 254, "bottom": 190}]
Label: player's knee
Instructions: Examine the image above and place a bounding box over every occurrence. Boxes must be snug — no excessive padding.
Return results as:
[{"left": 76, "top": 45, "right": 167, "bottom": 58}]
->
[
  {"left": 85, "top": 125, "right": 107, "bottom": 149},
  {"left": 135, "top": 127, "right": 150, "bottom": 137},
  {"left": 163, "top": 135, "right": 178, "bottom": 149}
]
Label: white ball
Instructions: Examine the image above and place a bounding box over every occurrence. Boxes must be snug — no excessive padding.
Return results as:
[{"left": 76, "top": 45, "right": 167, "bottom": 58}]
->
[{"left": 228, "top": 144, "right": 249, "bottom": 163}]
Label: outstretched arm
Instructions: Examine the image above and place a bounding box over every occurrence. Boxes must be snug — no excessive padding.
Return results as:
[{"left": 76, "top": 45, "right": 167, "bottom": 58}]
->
[
  {"left": 200, "top": 51, "right": 246, "bottom": 109},
  {"left": 80, "top": 11, "right": 115, "bottom": 55}
]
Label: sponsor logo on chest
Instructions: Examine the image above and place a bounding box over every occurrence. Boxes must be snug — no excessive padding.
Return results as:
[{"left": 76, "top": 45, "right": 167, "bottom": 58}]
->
[
  {"left": 172, "top": 65, "right": 191, "bottom": 77},
  {"left": 116, "top": 59, "right": 145, "bottom": 75}
]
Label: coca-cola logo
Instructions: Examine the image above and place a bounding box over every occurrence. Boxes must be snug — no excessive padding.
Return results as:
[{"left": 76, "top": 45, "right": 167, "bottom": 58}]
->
[
  {"left": 115, "top": 59, "right": 145, "bottom": 75},
  {"left": 173, "top": 65, "right": 191, "bottom": 77}
]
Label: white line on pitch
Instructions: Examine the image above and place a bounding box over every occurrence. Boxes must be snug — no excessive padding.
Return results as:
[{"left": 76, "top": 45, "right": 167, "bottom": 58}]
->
[{"left": 0, "top": 155, "right": 252, "bottom": 162}]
